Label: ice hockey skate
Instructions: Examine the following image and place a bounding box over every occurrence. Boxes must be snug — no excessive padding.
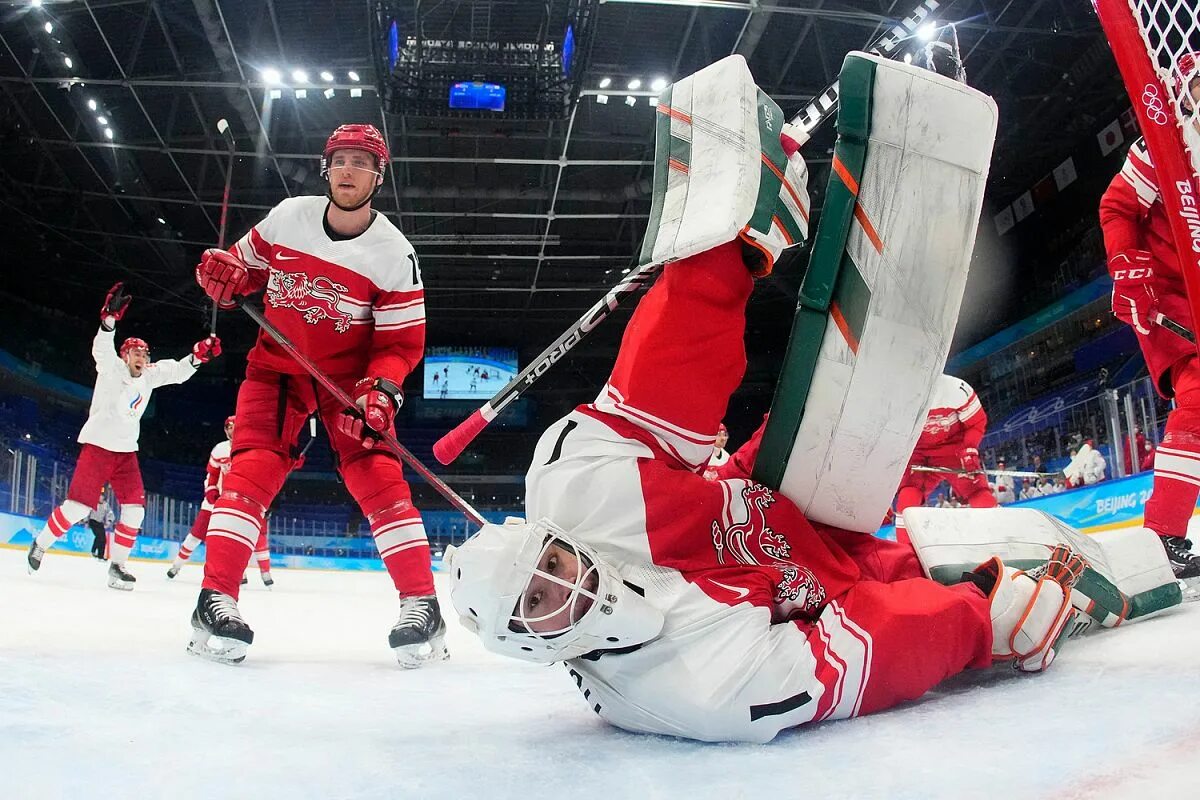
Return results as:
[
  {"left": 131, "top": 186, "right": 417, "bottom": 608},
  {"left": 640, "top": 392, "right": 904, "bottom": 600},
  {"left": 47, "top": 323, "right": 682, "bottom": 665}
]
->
[
  {"left": 107, "top": 562, "right": 136, "bottom": 591},
  {"left": 187, "top": 588, "right": 254, "bottom": 665},
  {"left": 166, "top": 564, "right": 181, "bottom": 579},
  {"left": 388, "top": 595, "right": 448, "bottom": 668},
  {"left": 26, "top": 540, "right": 45, "bottom": 574},
  {"left": 1162, "top": 536, "right": 1200, "bottom": 601},
  {"left": 261, "top": 571, "right": 274, "bottom": 589}
]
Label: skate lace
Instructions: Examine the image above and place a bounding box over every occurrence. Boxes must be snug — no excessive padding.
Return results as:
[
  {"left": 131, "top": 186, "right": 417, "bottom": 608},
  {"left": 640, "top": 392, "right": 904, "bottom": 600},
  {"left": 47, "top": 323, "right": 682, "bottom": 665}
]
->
[
  {"left": 209, "top": 593, "right": 244, "bottom": 623},
  {"left": 396, "top": 597, "right": 435, "bottom": 632}
]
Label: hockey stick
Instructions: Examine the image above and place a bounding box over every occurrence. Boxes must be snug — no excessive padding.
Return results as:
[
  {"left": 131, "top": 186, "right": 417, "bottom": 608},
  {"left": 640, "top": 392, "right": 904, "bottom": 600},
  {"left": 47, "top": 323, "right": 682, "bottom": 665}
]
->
[
  {"left": 910, "top": 465, "right": 1063, "bottom": 479},
  {"left": 432, "top": 0, "right": 941, "bottom": 466},
  {"left": 235, "top": 299, "right": 487, "bottom": 527},
  {"left": 210, "top": 118, "right": 236, "bottom": 337},
  {"left": 1154, "top": 312, "right": 1195, "bottom": 344}
]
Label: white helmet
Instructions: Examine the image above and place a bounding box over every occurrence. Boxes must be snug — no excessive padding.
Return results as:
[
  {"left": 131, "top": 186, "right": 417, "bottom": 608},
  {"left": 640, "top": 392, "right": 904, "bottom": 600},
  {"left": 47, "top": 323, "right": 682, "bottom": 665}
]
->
[{"left": 445, "top": 517, "right": 665, "bottom": 664}]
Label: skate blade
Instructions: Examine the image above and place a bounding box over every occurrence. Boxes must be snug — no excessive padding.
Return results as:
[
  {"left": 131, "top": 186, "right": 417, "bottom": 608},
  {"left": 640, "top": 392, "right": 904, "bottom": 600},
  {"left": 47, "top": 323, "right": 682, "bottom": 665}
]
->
[
  {"left": 393, "top": 635, "right": 449, "bottom": 669},
  {"left": 1180, "top": 577, "right": 1200, "bottom": 603},
  {"left": 107, "top": 577, "right": 135, "bottom": 591},
  {"left": 187, "top": 630, "right": 248, "bottom": 665}
]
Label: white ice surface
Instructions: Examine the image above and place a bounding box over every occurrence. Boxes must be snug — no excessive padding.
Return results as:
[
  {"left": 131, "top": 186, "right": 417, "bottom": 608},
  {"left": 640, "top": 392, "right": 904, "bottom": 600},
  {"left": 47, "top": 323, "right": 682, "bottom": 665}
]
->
[{"left": 2, "top": 547, "right": 1199, "bottom": 800}]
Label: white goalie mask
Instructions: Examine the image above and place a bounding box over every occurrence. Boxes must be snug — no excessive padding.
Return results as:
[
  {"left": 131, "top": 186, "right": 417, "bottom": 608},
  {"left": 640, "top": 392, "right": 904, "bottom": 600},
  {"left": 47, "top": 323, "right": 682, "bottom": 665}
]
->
[{"left": 445, "top": 517, "right": 665, "bottom": 664}]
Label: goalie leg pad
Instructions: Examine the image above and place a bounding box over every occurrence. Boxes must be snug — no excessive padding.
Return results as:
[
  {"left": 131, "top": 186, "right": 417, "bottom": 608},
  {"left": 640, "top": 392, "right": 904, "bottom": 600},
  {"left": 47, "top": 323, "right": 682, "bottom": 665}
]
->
[{"left": 640, "top": 55, "right": 809, "bottom": 274}]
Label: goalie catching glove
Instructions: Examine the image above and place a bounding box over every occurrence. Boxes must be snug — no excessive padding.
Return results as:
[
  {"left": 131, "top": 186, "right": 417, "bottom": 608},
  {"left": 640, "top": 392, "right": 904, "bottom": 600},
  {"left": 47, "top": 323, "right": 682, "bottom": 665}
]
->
[
  {"left": 967, "top": 544, "right": 1086, "bottom": 672},
  {"left": 338, "top": 377, "right": 403, "bottom": 449}
]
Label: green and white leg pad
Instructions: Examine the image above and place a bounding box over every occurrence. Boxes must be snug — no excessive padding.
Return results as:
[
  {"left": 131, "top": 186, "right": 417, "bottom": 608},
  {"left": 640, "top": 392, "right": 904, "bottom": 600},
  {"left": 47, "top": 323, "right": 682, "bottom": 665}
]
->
[{"left": 904, "top": 507, "right": 1183, "bottom": 627}]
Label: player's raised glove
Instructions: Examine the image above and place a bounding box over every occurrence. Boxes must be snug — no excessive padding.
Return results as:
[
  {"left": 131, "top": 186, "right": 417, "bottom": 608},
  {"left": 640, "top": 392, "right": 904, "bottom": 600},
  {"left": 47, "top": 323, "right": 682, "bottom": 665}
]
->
[
  {"left": 1108, "top": 249, "right": 1158, "bottom": 335},
  {"left": 204, "top": 485, "right": 220, "bottom": 506},
  {"left": 338, "top": 377, "right": 403, "bottom": 449},
  {"left": 101, "top": 282, "right": 131, "bottom": 330},
  {"left": 959, "top": 447, "right": 983, "bottom": 474},
  {"left": 189, "top": 335, "right": 222, "bottom": 365},
  {"left": 196, "top": 249, "right": 250, "bottom": 308}
]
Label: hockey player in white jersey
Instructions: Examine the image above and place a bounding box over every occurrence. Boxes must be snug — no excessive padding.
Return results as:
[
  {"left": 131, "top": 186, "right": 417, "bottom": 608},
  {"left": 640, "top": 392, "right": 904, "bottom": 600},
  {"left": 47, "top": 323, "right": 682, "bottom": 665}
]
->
[
  {"left": 445, "top": 58, "right": 1084, "bottom": 743},
  {"left": 27, "top": 283, "right": 222, "bottom": 589}
]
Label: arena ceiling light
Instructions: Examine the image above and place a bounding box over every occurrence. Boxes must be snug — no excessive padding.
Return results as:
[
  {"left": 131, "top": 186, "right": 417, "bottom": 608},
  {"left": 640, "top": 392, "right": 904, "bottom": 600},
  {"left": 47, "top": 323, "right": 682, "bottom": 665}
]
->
[
  {"left": 43, "top": 22, "right": 52, "bottom": 33},
  {"left": 650, "top": 77, "right": 668, "bottom": 91},
  {"left": 627, "top": 78, "right": 641, "bottom": 90},
  {"left": 598, "top": 77, "right": 612, "bottom": 88},
  {"left": 294, "top": 89, "right": 307, "bottom": 98},
  {"left": 624, "top": 96, "right": 636, "bottom": 106},
  {"left": 348, "top": 71, "right": 361, "bottom": 82},
  {"left": 291, "top": 69, "right": 309, "bottom": 83},
  {"left": 261, "top": 67, "right": 282, "bottom": 86},
  {"left": 918, "top": 22, "right": 937, "bottom": 41},
  {"left": 62, "top": 56, "right": 72, "bottom": 68},
  {"left": 103, "top": 128, "right": 113, "bottom": 139},
  {"left": 595, "top": 93, "right": 609, "bottom": 104},
  {"left": 324, "top": 88, "right": 335, "bottom": 99},
  {"left": 96, "top": 115, "right": 107, "bottom": 124},
  {"left": 320, "top": 70, "right": 335, "bottom": 82},
  {"left": 87, "top": 98, "right": 97, "bottom": 111}
]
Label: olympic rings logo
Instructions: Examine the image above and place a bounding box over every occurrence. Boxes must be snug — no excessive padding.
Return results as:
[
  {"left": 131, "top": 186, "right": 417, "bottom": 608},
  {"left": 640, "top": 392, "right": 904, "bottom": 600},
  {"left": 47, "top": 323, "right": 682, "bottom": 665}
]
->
[{"left": 1142, "top": 84, "right": 1170, "bottom": 126}]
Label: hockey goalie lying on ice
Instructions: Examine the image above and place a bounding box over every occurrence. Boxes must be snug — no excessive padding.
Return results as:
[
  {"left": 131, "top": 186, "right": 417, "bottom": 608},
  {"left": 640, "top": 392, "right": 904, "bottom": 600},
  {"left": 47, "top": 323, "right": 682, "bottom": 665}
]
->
[{"left": 443, "top": 54, "right": 1185, "bottom": 743}]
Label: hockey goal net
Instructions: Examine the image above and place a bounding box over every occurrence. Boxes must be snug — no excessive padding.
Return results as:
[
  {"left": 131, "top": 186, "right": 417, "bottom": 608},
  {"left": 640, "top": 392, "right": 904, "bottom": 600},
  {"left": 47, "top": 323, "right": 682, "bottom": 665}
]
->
[{"left": 1093, "top": 0, "right": 1200, "bottom": 341}]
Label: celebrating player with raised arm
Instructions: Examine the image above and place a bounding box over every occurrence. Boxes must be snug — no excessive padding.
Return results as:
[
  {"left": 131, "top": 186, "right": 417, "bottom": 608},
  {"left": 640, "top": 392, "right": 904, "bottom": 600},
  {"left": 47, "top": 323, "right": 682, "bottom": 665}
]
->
[
  {"left": 27, "top": 283, "right": 221, "bottom": 589},
  {"left": 1098, "top": 54, "right": 1200, "bottom": 584},
  {"left": 443, "top": 62, "right": 1082, "bottom": 743},
  {"left": 189, "top": 123, "right": 443, "bottom": 667},
  {"left": 893, "top": 375, "right": 998, "bottom": 544}
]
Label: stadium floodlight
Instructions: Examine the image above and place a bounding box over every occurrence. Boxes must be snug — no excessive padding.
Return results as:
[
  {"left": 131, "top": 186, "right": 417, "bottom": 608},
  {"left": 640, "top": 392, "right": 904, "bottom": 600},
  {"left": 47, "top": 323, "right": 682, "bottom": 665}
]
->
[
  {"left": 350, "top": 87, "right": 363, "bottom": 98},
  {"left": 63, "top": 56, "right": 72, "bottom": 68},
  {"left": 918, "top": 22, "right": 937, "bottom": 41},
  {"left": 157, "top": 217, "right": 166, "bottom": 224},
  {"left": 904, "top": 52, "right": 913, "bottom": 64},
  {"left": 103, "top": 128, "right": 113, "bottom": 139},
  {"left": 87, "top": 98, "right": 97, "bottom": 111},
  {"left": 627, "top": 78, "right": 641, "bottom": 90},
  {"left": 648, "top": 96, "right": 658, "bottom": 106},
  {"left": 31, "top": 0, "right": 42, "bottom": 7},
  {"left": 320, "top": 70, "right": 334, "bottom": 82},
  {"left": 650, "top": 77, "right": 667, "bottom": 91},
  {"left": 268, "top": 89, "right": 283, "bottom": 100},
  {"left": 294, "top": 89, "right": 307, "bottom": 99},
  {"left": 97, "top": 116, "right": 108, "bottom": 124},
  {"left": 599, "top": 77, "right": 612, "bottom": 88},
  {"left": 323, "top": 88, "right": 335, "bottom": 99},
  {"left": 291, "top": 69, "right": 308, "bottom": 83},
  {"left": 624, "top": 95, "right": 636, "bottom": 106},
  {"left": 261, "top": 67, "right": 282, "bottom": 86},
  {"left": 596, "top": 93, "right": 609, "bottom": 104},
  {"left": 44, "top": 22, "right": 52, "bottom": 33},
  {"left": 348, "top": 70, "right": 361, "bottom": 82}
]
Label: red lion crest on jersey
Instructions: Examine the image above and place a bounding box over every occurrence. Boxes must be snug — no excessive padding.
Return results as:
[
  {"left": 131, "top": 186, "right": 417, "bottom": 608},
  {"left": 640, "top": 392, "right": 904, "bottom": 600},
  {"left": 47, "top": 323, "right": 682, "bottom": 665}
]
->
[
  {"left": 710, "top": 484, "right": 826, "bottom": 611},
  {"left": 267, "top": 270, "right": 352, "bottom": 333}
]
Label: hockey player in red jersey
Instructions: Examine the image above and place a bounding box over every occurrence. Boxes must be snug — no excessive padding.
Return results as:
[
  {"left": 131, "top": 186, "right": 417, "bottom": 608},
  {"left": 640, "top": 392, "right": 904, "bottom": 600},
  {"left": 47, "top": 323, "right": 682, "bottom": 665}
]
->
[
  {"left": 189, "top": 123, "right": 443, "bottom": 667},
  {"left": 168, "top": 416, "right": 274, "bottom": 587},
  {"left": 1098, "top": 54, "right": 1200, "bottom": 583},
  {"left": 893, "top": 375, "right": 998, "bottom": 545},
  {"left": 27, "top": 283, "right": 222, "bottom": 589},
  {"left": 444, "top": 84, "right": 1082, "bottom": 742}
]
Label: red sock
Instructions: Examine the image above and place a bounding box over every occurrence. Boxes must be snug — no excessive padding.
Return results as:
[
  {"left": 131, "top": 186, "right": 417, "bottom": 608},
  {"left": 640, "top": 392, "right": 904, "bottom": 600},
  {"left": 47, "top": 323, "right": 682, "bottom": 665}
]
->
[
  {"left": 201, "top": 497, "right": 264, "bottom": 600},
  {"left": 371, "top": 507, "right": 434, "bottom": 597}
]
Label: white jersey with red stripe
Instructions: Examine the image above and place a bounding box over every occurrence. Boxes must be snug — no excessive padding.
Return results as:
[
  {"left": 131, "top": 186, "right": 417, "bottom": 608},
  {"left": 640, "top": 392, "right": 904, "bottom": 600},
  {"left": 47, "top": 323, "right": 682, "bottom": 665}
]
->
[
  {"left": 77, "top": 326, "right": 197, "bottom": 453},
  {"left": 230, "top": 196, "right": 425, "bottom": 385},
  {"left": 200, "top": 439, "right": 232, "bottom": 511},
  {"left": 913, "top": 374, "right": 985, "bottom": 455},
  {"left": 526, "top": 392, "right": 873, "bottom": 743}
]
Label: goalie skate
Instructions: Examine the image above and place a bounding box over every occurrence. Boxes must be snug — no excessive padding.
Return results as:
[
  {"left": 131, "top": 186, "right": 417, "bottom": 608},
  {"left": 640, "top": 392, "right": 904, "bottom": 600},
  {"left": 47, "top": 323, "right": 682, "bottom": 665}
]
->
[
  {"left": 388, "top": 595, "right": 449, "bottom": 669},
  {"left": 186, "top": 588, "right": 254, "bottom": 665}
]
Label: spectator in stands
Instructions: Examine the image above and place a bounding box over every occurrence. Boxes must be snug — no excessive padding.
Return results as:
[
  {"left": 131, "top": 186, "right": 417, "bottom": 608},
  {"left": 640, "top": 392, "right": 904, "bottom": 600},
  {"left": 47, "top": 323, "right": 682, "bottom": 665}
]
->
[
  {"left": 992, "top": 460, "right": 1016, "bottom": 504},
  {"left": 1122, "top": 426, "right": 1151, "bottom": 476}
]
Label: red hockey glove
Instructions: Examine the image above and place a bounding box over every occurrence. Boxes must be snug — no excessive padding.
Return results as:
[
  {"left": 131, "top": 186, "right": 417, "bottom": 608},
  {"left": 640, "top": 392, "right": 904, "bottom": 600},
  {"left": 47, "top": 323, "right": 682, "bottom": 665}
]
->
[
  {"left": 959, "top": 447, "right": 983, "bottom": 474},
  {"left": 291, "top": 453, "right": 306, "bottom": 472},
  {"left": 338, "top": 377, "right": 403, "bottom": 449},
  {"left": 1109, "top": 250, "right": 1158, "bottom": 336},
  {"left": 101, "top": 282, "right": 131, "bottom": 330},
  {"left": 196, "top": 249, "right": 250, "bottom": 308},
  {"left": 190, "top": 335, "right": 222, "bottom": 365},
  {"left": 204, "top": 486, "right": 220, "bottom": 505}
]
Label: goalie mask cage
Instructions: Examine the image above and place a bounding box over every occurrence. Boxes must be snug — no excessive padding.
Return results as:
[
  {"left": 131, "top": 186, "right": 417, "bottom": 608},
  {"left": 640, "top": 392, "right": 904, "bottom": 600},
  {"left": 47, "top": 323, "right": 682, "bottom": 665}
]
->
[{"left": 1093, "top": 0, "right": 1200, "bottom": 351}]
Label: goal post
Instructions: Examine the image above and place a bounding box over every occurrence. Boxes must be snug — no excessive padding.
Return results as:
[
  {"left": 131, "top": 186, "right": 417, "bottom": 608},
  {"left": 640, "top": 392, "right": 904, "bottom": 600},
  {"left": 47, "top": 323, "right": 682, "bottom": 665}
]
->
[{"left": 1092, "top": 0, "right": 1200, "bottom": 351}]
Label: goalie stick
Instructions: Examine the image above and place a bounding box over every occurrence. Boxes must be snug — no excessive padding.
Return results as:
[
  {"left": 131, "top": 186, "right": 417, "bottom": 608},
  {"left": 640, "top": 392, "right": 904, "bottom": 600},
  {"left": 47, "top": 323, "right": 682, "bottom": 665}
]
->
[
  {"left": 432, "top": 0, "right": 941, "bottom": 465},
  {"left": 234, "top": 300, "right": 487, "bottom": 527}
]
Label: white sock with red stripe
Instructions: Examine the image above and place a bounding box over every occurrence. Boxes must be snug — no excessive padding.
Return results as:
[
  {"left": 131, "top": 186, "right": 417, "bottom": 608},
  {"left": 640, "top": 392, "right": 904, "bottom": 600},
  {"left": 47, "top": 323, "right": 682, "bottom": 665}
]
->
[
  {"left": 109, "top": 504, "right": 144, "bottom": 566},
  {"left": 253, "top": 529, "right": 271, "bottom": 573},
  {"left": 175, "top": 533, "right": 203, "bottom": 566},
  {"left": 35, "top": 500, "right": 91, "bottom": 550},
  {"left": 370, "top": 507, "right": 435, "bottom": 597}
]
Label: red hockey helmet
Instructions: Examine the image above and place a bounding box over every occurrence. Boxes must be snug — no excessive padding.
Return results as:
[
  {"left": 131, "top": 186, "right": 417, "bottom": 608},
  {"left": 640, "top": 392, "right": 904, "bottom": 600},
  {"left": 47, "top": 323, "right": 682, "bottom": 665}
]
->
[
  {"left": 119, "top": 337, "right": 149, "bottom": 358},
  {"left": 321, "top": 123, "right": 389, "bottom": 177}
]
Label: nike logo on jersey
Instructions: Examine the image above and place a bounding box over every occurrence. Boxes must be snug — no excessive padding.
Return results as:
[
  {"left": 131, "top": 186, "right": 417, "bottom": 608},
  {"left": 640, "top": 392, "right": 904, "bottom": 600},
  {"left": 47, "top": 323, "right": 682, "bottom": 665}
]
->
[
  {"left": 707, "top": 579, "right": 750, "bottom": 601},
  {"left": 275, "top": 252, "right": 300, "bottom": 260}
]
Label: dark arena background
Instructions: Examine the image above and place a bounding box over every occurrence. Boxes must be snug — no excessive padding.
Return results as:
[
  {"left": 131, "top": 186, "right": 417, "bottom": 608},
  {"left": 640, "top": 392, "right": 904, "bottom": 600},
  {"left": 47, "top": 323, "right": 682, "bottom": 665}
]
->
[{"left": 1, "top": 0, "right": 1198, "bottom": 797}]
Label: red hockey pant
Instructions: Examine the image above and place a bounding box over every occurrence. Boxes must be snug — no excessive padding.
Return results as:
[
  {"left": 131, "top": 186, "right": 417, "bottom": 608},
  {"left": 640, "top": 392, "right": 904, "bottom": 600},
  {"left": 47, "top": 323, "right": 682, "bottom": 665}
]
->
[
  {"left": 894, "top": 453, "right": 996, "bottom": 545},
  {"left": 201, "top": 368, "right": 431, "bottom": 600}
]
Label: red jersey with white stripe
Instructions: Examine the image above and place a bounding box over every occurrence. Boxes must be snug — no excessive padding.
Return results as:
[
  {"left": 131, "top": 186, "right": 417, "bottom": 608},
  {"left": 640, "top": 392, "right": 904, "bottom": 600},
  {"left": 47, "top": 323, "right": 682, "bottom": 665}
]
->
[
  {"left": 201, "top": 439, "right": 232, "bottom": 511},
  {"left": 231, "top": 196, "right": 425, "bottom": 384},
  {"left": 912, "top": 374, "right": 986, "bottom": 457},
  {"left": 524, "top": 243, "right": 991, "bottom": 743},
  {"left": 1099, "top": 138, "right": 1194, "bottom": 395}
]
